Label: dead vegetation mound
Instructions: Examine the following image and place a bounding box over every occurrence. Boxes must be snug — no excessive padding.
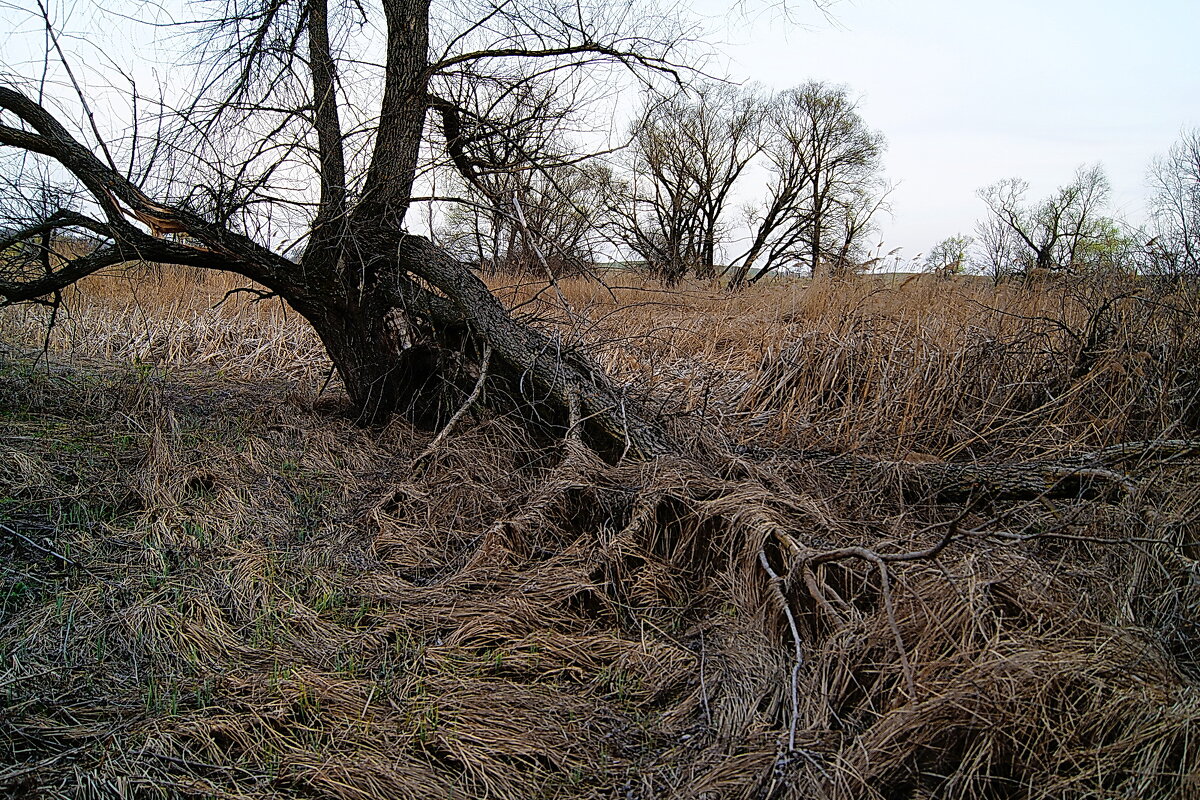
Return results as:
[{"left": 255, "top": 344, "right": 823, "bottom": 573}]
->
[{"left": 1, "top": 270, "right": 1199, "bottom": 798}]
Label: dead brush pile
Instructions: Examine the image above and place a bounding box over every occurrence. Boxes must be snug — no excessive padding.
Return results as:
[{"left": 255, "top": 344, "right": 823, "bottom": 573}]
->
[{"left": 1, "top": 265, "right": 1199, "bottom": 799}]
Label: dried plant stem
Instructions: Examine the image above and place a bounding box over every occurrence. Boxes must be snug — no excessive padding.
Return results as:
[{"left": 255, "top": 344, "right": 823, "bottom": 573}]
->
[
  {"left": 759, "top": 548, "right": 804, "bottom": 753},
  {"left": 415, "top": 342, "right": 492, "bottom": 464}
]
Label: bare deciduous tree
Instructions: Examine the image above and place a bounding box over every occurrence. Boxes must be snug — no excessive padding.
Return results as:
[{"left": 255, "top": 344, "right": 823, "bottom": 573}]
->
[
  {"left": 976, "top": 164, "right": 1112, "bottom": 278},
  {"left": 972, "top": 204, "right": 1023, "bottom": 283},
  {"left": 724, "top": 97, "right": 814, "bottom": 287},
  {"left": 615, "top": 83, "right": 764, "bottom": 283},
  {"left": 1148, "top": 128, "right": 1200, "bottom": 279},
  {"left": 0, "top": 0, "right": 694, "bottom": 458},
  {"left": 767, "top": 82, "right": 886, "bottom": 279}
]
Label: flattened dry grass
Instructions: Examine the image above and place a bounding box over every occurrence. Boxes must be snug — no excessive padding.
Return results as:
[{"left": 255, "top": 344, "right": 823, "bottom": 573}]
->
[{"left": 1, "top": 263, "right": 1198, "bottom": 799}]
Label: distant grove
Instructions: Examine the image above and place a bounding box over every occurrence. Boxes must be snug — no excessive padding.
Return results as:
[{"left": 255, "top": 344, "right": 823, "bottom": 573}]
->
[{"left": 439, "top": 79, "right": 1199, "bottom": 287}]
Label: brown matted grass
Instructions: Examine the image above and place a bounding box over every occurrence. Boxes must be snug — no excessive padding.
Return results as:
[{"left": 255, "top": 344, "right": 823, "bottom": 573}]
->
[{"left": 1, "top": 264, "right": 1198, "bottom": 798}]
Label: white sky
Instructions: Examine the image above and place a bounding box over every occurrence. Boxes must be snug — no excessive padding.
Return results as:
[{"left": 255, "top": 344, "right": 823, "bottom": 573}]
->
[
  {"left": 2, "top": 0, "right": 1198, "bottom": 264},
  {"left": 695, "top": 0, "right": 1200, "bottom": 262}
]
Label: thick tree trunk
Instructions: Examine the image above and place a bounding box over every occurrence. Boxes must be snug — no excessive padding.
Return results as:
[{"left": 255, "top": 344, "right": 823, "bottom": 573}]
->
[
  {"left": 391, "top": 236, "right": 678, "bottom": 459},
  {"left": 353, "top": 0, "right": 431, "bottom": 230},
  {"left": 275, "top": 236, "right": 679, "bottom": 459},
  {"left": 299, "top": 299, "right": 443, "bottom": 427}
]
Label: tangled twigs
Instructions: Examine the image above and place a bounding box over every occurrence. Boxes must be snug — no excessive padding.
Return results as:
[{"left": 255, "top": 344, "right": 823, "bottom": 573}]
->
[
  {"left": 794, "top": 538, "right": 915, "bottom": 699},
  {"left": 769, "top": 507, "right": 975, "bottom": 706},
  {"left": 804, "top": 509, "right": 972, "bottom": 568}
]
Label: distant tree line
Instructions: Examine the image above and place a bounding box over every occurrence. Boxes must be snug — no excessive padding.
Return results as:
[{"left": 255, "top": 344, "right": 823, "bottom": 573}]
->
[
  {"left": 429, "top": 68, "right": 1199, "bottom": 290},
  {"left": 436, "top": 80, "right": 890, "bottom": 287},
  {"left": 924, "top": 129, "right": 1200, "bottom": 284}
]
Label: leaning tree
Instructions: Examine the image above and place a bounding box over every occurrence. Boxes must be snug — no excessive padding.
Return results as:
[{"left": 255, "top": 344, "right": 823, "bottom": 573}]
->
[
  {"left": 0, "top": 0, "right": 693, "bottom": 459},
  {"left": 7, "top": 7, "right": 1200, "bottom": 796}
]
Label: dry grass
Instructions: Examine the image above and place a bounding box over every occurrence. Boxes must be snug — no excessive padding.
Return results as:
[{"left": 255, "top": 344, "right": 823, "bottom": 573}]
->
[
  {"left": 1, "top": 263, "right": 1198, "bottom": 798},
  {"left": 496, "top": 269, "right": 1200, "bottom": 457}
]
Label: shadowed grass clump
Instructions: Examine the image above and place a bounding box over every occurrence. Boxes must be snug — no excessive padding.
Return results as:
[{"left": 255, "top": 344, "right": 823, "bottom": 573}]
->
[{"left": 1, "top": 265, "right": 1198, "bottom": 798}]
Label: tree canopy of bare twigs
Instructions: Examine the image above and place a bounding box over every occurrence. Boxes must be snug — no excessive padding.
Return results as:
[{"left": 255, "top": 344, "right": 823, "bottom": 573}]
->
[
  {"left": 976, "top": 163, "right": 1114, "bottom": 279},
  {"left": 728, "top": 81, "right": 888, "bottom": 285},
  {"left": 1148, "top": 128, "right": 1200, "bottom": 280},
  {"left": 614, "top": 83, "right": 764, "bottom": 283},
  {"left": 433, "top": 77, "right": 611, "bottom": 277},
  {"left": 612, "top": 80, "right": 888, "bottom": 287}
]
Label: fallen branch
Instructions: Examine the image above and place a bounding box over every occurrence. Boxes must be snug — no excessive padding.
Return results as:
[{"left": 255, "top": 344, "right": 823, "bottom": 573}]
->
[
  {"left": 756, "top": 441, "right": 1200, "bottom": 503},
  {"left": 770, "top": 509, "right": 975, "bottom": 706},
  {"left": 1, "top": 521, "right": 89, "bottom": 574},
  {"left": 799, "top": 540, "right": 916, "bottom": 699}
]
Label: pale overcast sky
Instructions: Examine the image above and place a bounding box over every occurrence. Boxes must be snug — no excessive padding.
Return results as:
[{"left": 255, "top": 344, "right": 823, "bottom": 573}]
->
[
  {"left": 697, "top": 0, "right": 1200, "bottom": 260},
  {"left": 2, "top": 0, "right": 1197, "bottom": 263}
]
